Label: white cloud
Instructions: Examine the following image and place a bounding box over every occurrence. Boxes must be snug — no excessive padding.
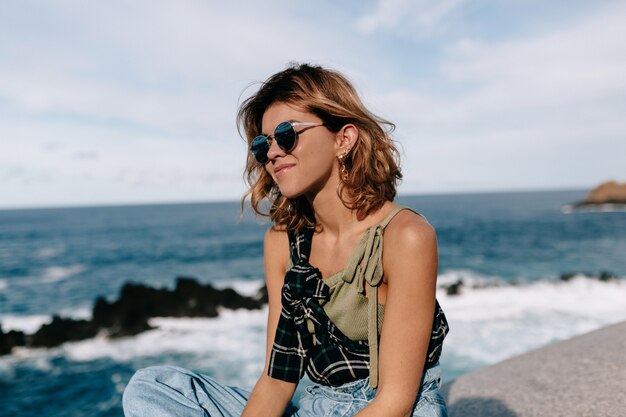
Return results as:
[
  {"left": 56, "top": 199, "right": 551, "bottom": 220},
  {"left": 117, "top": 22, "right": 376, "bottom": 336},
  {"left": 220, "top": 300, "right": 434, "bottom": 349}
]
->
[
  {"left": 1, "top": 1, "right": 625, "bottom": 207},
  {"left": 0, "top": 119, "right": 247, "bottom": 208},
  {"left": 0, "top": 0, "right": 355, "bottom": 135},
  {"left": 0, "top": 0, "right": 367, "bottom": 208},
  {"left": 369, "top": 2, "right": 626, "bottom": 193},
  {"left": 356, "top": 0, "right": 468, "bottom": 37}
]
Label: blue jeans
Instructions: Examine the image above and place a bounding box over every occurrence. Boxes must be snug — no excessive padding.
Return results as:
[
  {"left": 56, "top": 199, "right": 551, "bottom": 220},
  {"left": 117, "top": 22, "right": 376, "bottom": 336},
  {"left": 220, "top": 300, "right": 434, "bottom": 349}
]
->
[{"left": 123, "top": 363, "right": 447, "bottom": 417}]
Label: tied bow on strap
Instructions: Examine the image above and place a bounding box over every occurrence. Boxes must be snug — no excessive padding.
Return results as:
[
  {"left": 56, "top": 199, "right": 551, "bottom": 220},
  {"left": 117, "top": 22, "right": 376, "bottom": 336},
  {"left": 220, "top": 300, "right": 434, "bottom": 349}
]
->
[
  {"left": 336, "top": 224, "right": 386, "bottom": 388},
  {"left": 281, "top": 259, "right": 330, "bottom": 343},
  {"left": 342, "top": 226, "right": 385, "bottom": 292}
]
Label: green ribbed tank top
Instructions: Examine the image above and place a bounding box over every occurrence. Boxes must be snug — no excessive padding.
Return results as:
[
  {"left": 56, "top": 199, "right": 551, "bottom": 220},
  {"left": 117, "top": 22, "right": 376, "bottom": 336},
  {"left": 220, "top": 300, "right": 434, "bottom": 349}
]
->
[{"left": 284, "top": 206, "right": 427, "bottom": 387}]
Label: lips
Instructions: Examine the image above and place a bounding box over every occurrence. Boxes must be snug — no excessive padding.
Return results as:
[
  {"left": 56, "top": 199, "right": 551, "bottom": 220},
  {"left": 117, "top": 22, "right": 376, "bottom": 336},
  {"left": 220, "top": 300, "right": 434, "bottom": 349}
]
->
[{"left": 274, "top": 164, "right": 295, "bottom": 176}]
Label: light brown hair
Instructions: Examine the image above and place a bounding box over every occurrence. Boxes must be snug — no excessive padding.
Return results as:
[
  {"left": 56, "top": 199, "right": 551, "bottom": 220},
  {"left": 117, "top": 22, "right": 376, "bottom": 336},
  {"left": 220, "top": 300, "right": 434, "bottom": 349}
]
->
[{"left": 237, "top": 63, "right": 402, "bottom": 232}]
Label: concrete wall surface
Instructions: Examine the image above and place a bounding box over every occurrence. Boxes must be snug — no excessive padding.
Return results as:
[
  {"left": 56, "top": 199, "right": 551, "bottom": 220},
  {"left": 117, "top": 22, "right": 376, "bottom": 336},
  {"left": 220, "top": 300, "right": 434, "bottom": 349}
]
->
[{"left": 442, "top": 321, "right": 626, "bottom": 417}]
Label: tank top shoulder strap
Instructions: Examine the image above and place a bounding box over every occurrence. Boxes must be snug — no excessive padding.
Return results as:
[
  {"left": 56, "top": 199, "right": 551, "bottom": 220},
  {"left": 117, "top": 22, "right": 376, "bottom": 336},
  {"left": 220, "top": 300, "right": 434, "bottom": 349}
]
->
[
  {"left": 378, "top": 205, "right": 428, "bottom": 230},
  {"left": 343, "top": 205, "right": 427, "bottom": 282}
]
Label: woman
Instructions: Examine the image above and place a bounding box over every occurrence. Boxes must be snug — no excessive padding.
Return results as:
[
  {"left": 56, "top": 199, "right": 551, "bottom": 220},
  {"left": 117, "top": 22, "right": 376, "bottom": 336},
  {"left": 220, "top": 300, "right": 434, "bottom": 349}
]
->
[{"left": 123, "top": 63, "right": 449, "bottom": 417}]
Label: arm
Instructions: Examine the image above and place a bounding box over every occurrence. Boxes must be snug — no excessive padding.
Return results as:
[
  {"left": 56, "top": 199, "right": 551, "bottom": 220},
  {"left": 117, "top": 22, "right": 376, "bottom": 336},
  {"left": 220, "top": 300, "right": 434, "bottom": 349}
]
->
[
  {"left": 355, "top": 212, "right": 439, "bottom": 417},
  {"left": 241, "top": 227, "right": 297, "bottom": 417}
]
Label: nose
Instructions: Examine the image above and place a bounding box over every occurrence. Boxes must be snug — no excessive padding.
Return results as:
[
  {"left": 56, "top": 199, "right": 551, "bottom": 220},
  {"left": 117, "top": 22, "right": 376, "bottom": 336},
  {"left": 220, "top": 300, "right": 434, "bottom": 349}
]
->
[{"left": 266, "top": 137, "right": 286, "bottom": 162}]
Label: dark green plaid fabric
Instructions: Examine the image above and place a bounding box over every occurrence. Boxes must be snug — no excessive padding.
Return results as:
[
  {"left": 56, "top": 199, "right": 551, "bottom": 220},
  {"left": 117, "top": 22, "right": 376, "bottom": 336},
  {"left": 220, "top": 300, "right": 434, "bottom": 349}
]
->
[
  {"left": 267, "top": 227, "right": 371, "bottom": 385},
  {"left": 268, "top": 226, "right": 448, "bottom": 386}
]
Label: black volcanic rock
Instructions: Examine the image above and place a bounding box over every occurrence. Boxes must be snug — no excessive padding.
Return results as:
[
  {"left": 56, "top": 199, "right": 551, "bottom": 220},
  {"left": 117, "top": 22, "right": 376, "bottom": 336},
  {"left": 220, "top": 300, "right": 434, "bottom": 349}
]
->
[
  {"left": 91, "top": 277, "right": 266, "bottom": 338},
  {"left": 92, "top": 294, "right": 154, "bottom": 338},
  {"left": 173, "top": 278, "right": 222, "bottom": 315},
  {"left": 1, "top": 277, "right": 267, "bottom": 355},
  {"left": 30, "top": 316, "right": 100, "bottom": 348},
  {"left": 444, "top": 280, "right": 464, "bottom": 296},
  {"left": 560, "top": 271, "right": 618, "bottom": 282},
  {"left": 599, "top": 271, "right": 618, "bottom": 281},
  {"left": 0, "top": 325, "right": 26, "bottom": 355},
  {"left": 560, "top": 272, "right": 579, "bottom": 281}
]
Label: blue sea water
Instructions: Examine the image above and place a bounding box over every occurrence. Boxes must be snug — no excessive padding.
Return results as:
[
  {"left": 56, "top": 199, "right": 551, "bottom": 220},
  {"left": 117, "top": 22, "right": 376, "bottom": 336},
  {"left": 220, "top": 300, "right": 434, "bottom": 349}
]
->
[{"left": 1, "top": 189, "right": 625, "bottom": 417}]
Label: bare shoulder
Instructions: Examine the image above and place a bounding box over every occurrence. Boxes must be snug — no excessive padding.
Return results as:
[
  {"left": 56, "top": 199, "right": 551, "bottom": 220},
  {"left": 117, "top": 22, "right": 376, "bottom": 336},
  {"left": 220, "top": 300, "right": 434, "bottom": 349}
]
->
[
  {"left": 263, "top": 225, "right": 290, "bottom": 277},
  {"left": 264, "top": 224, "right": 289, "bottom": 248},
  {"left": 382, "top": 208, "right": 438, "bottom": 287},
  {"left": 384, "top": 208, "right": 437, "bottom": 250}
]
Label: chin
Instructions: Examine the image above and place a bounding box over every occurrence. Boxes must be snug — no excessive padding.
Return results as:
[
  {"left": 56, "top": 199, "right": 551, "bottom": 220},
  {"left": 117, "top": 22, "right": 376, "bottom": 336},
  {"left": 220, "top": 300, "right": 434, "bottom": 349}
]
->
[
  {"left": 278, "top": 187, "right": 304, "bottom": 200},
  {"left": 276, "top": 180, "right": 310, "bottom": 200},
  {"left": 276, "top": 175, "right": 326, "bottom": 201}
]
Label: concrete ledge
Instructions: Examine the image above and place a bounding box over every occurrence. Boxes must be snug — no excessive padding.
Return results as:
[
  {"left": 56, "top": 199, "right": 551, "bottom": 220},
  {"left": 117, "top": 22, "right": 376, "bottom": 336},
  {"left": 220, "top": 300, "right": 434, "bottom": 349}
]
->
[{"left": 442, "top": 321, "right": 626, "bottom": 417}]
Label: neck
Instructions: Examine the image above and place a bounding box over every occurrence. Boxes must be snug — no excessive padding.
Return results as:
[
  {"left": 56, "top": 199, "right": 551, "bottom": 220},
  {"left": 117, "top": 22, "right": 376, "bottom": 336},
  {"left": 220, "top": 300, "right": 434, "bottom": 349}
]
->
[{"left": 304, "top": 177, "right": 361, "bottom": 238}]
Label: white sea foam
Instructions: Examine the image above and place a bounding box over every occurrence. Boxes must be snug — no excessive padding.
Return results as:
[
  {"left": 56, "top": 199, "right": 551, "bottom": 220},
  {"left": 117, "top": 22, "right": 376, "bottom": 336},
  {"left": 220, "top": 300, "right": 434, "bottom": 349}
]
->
[
  {"left": 437, "top": 269, "right": 505, "bottom": 288},
  {"left": 213, "top": 279, "right": 265, "bottom": 297},
  {"left": 4, "top": 266, "right": 86, "bottom": 287},
  {"left": 437, "top": 274, "right": 626, "bottom": 368},
  {"left": 1, "top": 314, "right": 52, "bottom": 333},
  {"left": 34, "top": 246, "right": 65, "bottom": 259},
  {"left": 0, "top": 308, "right": 269, "bottom": 386},
  {"left": 0, "top": 279, "right": 7, "bottom": 291},
  {"left": 4, "top": 275, "right": 626, "bottom": 386},
  {"left": 62, "top": 307, "right": 267, "bottom": 362},
  {"left": 58, "top": 305, "right": 93, "bottom": 320},
  {"left": 40, "top": 264, "right": 87, "bottom": 283},
  {"left": 1, "top": 306, "right": 92, "bottom": 333},
  {"left": 61, "top": 307, "right": 269, "bottom": 386}
]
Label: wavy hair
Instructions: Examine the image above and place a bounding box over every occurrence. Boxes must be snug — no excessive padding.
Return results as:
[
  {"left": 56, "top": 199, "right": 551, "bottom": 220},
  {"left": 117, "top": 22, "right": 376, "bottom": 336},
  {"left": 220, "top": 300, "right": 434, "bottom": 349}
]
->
[{"left": 237, "top": 63, "right": 402, "bottom": 232}]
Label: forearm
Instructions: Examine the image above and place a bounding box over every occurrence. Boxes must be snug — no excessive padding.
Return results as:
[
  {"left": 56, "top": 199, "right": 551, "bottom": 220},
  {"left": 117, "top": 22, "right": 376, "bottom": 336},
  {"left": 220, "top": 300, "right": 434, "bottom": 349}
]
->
[
  {"left": 241, "top": 374, "right": 296, "bottom": 417},
  {"left": 353, "top": 396, "right": 413, "bottom": 417},
  {"left": 354, "top": 373, "right": 423, "bottom": 417}
]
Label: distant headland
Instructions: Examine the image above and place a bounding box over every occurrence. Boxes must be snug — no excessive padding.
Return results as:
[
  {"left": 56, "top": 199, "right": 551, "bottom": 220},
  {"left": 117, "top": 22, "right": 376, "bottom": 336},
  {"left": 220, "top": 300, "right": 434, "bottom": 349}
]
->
[{"left": 562, "top": 180, "right": 626, "bottom": 213}]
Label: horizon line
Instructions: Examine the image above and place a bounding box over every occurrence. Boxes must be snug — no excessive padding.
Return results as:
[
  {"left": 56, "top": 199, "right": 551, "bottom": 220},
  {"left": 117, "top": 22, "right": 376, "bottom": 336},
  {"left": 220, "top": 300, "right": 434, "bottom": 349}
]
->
[{"left": 0, "top": 185, "right": 589, "bottom": 212}]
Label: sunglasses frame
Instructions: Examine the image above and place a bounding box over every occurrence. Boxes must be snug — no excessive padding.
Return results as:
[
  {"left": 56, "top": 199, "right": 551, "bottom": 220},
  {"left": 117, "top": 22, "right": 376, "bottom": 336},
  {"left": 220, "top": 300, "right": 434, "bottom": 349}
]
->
[{"left": 250, "top": 121, "right": 325, "bottom": 164}]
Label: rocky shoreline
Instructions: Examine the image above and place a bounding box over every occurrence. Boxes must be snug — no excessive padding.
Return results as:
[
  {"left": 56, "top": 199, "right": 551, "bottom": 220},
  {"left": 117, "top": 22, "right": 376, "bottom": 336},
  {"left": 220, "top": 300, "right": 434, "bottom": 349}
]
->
[
  {"left": 439, "top": 270, "right": 619, "bottom": 296},
  {"left": 0, "top": 277, "right": 267, "bottom": 356},
  {"left": 562, "top": 180, "right": 626, "bottom": 212},
  {"left": 1, "top": 271, "right": 621, "bottom": 355}
]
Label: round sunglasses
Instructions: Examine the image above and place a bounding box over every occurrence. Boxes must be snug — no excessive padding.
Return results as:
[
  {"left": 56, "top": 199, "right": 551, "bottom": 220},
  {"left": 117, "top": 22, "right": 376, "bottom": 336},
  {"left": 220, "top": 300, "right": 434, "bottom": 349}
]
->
[{"left": 250, "top": 121, "right": 325, "bottom": 164}]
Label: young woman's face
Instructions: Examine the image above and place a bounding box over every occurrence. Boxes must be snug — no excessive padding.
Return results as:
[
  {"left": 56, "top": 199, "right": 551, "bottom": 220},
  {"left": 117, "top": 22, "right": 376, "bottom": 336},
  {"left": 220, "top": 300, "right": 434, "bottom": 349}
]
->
[{"left": 261, "top": 102, "right": 339, "bottom": 199}]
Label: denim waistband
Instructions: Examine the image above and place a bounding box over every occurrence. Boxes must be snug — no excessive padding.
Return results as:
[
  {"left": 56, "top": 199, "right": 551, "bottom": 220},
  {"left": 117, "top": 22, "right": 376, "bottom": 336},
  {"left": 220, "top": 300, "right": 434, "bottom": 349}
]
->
[{"left": 305, "top": 362, "right": 441, "bottom": 403}]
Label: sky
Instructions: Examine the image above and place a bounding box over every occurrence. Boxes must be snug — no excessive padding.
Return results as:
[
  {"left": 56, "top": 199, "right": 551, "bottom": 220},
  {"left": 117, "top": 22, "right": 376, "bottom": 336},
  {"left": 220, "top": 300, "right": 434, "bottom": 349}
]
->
[{"left": 1, "top": 0, "right": 625, "bottom": 209}]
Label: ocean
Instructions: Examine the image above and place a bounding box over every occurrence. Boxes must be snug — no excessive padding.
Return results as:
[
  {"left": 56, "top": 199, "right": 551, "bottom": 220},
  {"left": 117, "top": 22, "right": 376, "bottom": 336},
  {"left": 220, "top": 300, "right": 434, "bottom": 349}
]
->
[{"left": 1, "top": 189, "right": 625, "bottom": 417}]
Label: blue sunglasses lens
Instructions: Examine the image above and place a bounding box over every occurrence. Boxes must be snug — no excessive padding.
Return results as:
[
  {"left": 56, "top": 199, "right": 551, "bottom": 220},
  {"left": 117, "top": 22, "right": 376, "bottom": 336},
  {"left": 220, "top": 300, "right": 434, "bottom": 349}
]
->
[
  {"left": 251, "top": 135, "right": 270, "bottom": 164},
  {"left": 250, "top": 122, "right": 297, "bottom": 164},
  {"left": 274, "top": 122, "right": 296, "bottom": 151}
]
